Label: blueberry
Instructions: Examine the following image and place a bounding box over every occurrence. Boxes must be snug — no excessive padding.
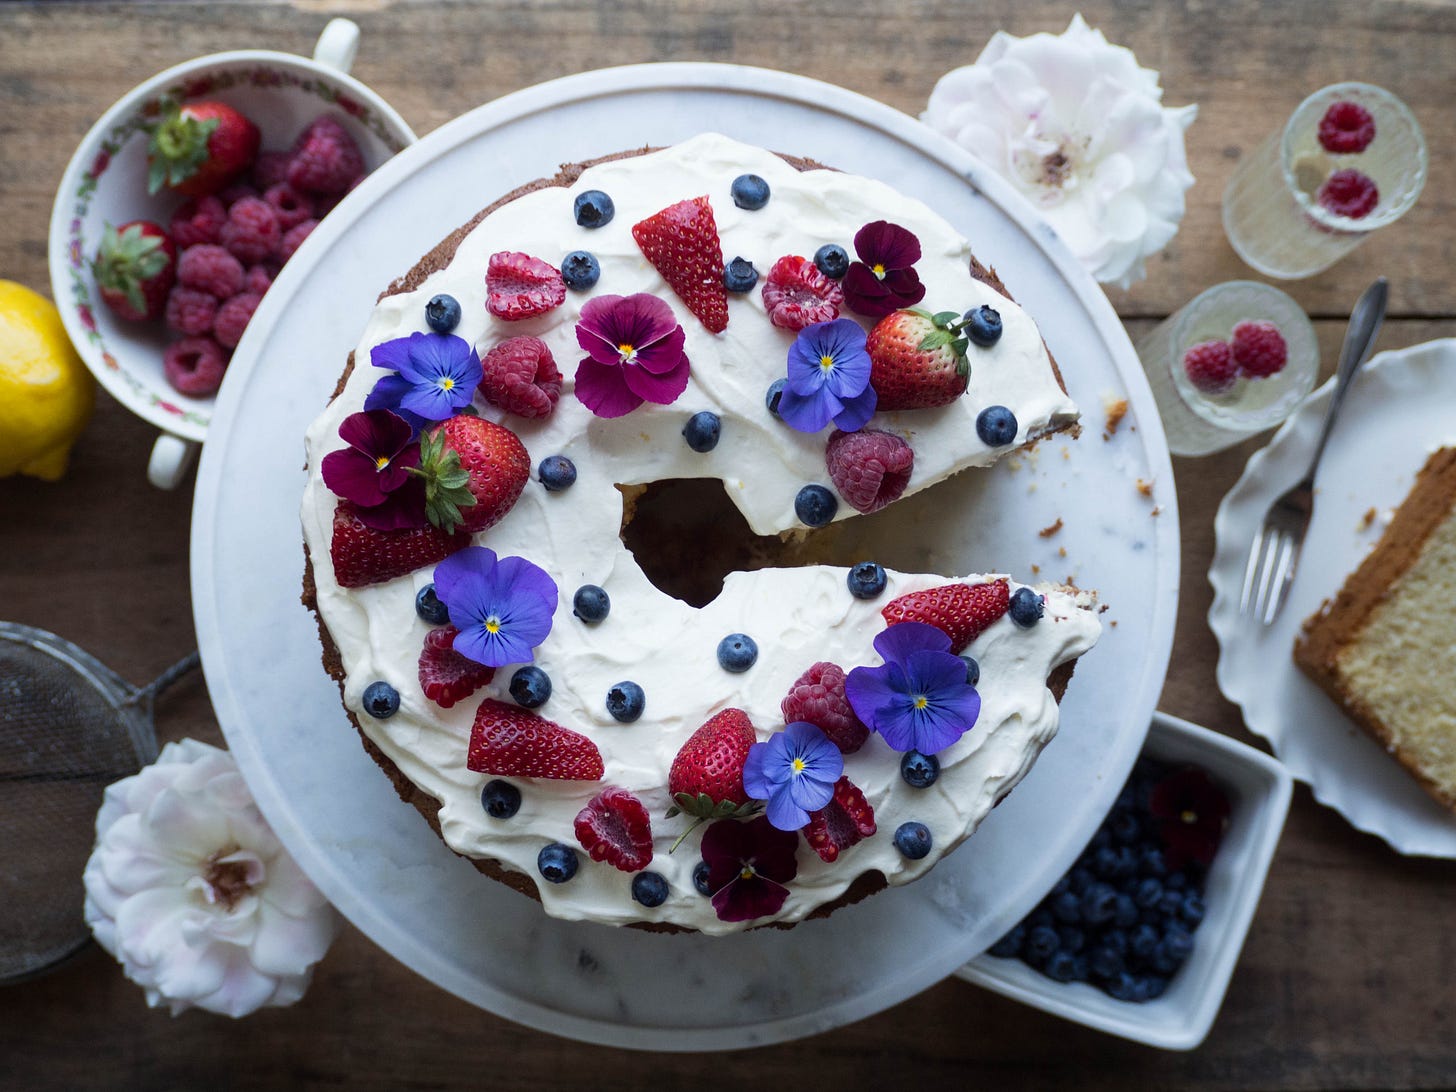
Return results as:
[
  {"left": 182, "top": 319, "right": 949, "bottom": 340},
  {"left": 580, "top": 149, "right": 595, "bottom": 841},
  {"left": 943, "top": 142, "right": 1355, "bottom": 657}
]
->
[
  {"left": 1105, "top": 971, "right": 1141, "bottom": 1001},
  {"left": 963, "top": 304, "right": 1003, "bottom": 347},
  {"left": 1024, "top": 924, "right": 1059, "bottom": 963},
  {"left": 481, "top": 779, "right": 521, "bottom": 819},
  {"left": 988, "top": 924, "right": 1025, "bottom": 958},
  {"left": 1180, "top": 892, "right": 1206, "bottom": 927},
  {"left": 1164, "top": 925, "right": 1194, "bottom": 962},
  {"left": 1045, "top": 950, "right": 1079, "bottom": 982},
  {"left": 846, "top": 560, "right": 888, "bottom": 600},
  {"left": 362, "top": 681, "right": 399, "bottom": 719},
  {"left": 537, "top": 843, "right": 579, "bottom": 883},
  {"left": 1139, "top": 846, "right": 1168, "bottom": 877},
  {"left": 1089, "top": 827, "right": 1113, "bottom": 851},
  {"left": 1050, "top": 874, "right": 1072, "bottom": 898},
  {"left": 1158, "top": 890, "right": 1183, "bottom": 917},
  {"left": 572, "top": 584, "right": 610, "bottom": 623},
  {"left": 795, "top": 484, "right": 838, "bottom": 527},
  {"left": 509, "top": 665, "right": 552, "bottom": 708},
  {"left": 765, "top": 378, "right": 787, "bottom": 418},
  {"left": 1070, "top": 955, "right": 1090, "bottom": 982},
  {"left": 1130, "top": 922, "right": 1160, "bottom": 958},
  {"left": 1134, "top": 876, "right": 1164, "bottom": 909},
  {"left": 893, "top": 821, "right": 932, "bottom": 860},
  {"left": 976, "top": 405, "right": 1019, "bottom": 447},
  {"left": 960, "top": 655, "right": 981, "bottom": 687},
  {"left": 1101, "top": 928, "right": 1131, "bottom": 958},
  {"left": 1109, "top": 808, "right": 1141, "bottom": 844},
  {"left": 1051, "top": 889, "right": 1082, "bottom": 924},
  {"left": 631, "top": 871, "right": 670, "bottom": 908},
  {"left": 1057, "top": 926, "right": 1086, "bottom": 954},
  {"left": 716, "top": 633, "right": 758, "bottom": 673},
  {"left": 1112, "top": 844, "right": 1139, "bottom": 878},
  {"left": 1143, "top": 974, "right": 1169, "bottom": 999},
  {"left": 722, "top": 256, "right": 759, "bottom": 293},
  {"left": 900, "top": 750, "right": 940, "bottom": 788},
  {"left": 813, "top": 243, "right": 849, "bottom": 279},
  {"left": 1068, "top": 867, "right": 1093, "bottom": 894},
  {"left": 1113, "top": 893, "right": 1139, "bottom": 928},
  {"left": 539, "top": 454, "right": 577, "bottom": 492},
  {"left": 1089, "top": 945, "right": 1126, "bottom": 981},
  {"left": 573, "top": 190, "right": 615, "bottom": 228},
  {"left": 605, "top": 681, "right": 645, "bottom": 722},
  {"left": 730, "top": 173, "right": 771, "bottom": 210},
  {"left": 682, "top": 411, "right": 722, "bottom": 453},
  {"left": 1027, "top": 906, "right": 1055, "bottom": 932},
  {"left": 692, "top": 860, "right": 714, "bottom": 896},
  {"left": 561, "top": 250, "right": 601, "bottom": 290},
  {"left": 1080, "top": 882, "right": 1118, "bottom": 925},
  {"left": 415, "top": 583, "right": 450, "bottom": 625},
  {"left": 1091, "top": 845, "right": 1120, "bottom": 878},
  {"left": 1165, "top": 870, "right": 1188, "bottom": 891},
  {"left": 1008, "top": 587, "right": 1044, "bottom": 627},
  {"left": 425, "top": 293, "right": 461, "bottom": 333}
]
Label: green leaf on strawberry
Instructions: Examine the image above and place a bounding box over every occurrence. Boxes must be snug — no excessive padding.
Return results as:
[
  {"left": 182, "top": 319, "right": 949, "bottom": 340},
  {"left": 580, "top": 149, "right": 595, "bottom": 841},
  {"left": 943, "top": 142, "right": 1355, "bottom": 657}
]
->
[
  {"left": 146, "top": 107, "right": 220, "bottom": 195},
  {"left": 408, "top": 427, "right": 478, "bottom": 535}
]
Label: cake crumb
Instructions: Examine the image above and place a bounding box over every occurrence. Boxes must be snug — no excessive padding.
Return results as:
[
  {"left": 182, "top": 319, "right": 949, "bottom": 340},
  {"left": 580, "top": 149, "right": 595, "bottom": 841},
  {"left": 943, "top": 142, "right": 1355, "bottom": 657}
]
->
[
  {"left": 1102, "top": 396, "right": 1129, "bottom": 440},
  {"left": 1039, "top": 518, "right": 1063, "bottom": 538},
  {"left": 1061, "top": 446, "right": 1071, "bottom": 460},
  {"left": 1030, "top": 564, "right": 1041, "bottom": 574},
  {"left": 1151, "top": 506, "right": 1161, "bottom": 517},
  {"left": 1058, "top": 546, "right": 1067, "bottom": 557},
  {"left": 1135, "top": 478, "right": 1154, "bottom": 498},
  {"left": 1358, "top": 507, "right": 1378, "bottom": 531},
  {"left": 1006, "top": 457, "right": 1023, "bottom": 472}
]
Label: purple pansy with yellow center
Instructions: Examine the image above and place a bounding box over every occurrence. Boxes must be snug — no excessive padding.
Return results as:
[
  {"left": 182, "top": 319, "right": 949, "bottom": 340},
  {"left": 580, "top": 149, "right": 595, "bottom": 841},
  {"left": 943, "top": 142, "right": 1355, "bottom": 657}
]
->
[
  {"left": 742, "top": 722, "right": 844, "bottom": 831},
  {"left": 845, "top": 622, "right": 981, "bottom": 754},
  {"left": 574, "top": 293, "right": 690, "bottom": 418},
  {"left": 1148, "top": 767, "right": 1231, "bottom": 870},
  {"left": 842, "top": 221, "right": 927, "bottom": 318},
  {"left": 777, "top": 318, "right": 877, "bottom": 434},
  {"left": 432, "top": 546, "right": 557, "bottom": 668},
  {"left": 699, "top": 815, "right": 800, "bottom": 923},
  {"left": 319, "top": 409, "right": 426, "bottom": 531},
  {"left": 365, "top": 331, "right": 483, "bottom": 433}
]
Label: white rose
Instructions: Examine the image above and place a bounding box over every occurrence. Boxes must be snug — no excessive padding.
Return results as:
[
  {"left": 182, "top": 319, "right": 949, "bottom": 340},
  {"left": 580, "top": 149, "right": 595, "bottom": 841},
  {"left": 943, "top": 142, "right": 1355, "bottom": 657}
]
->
[
  {"left": 923, "top": 13, "right": 1197, "bottom": 289},
  {"left": 82, "top": 739, "right": 339, "bottom": 1017}
]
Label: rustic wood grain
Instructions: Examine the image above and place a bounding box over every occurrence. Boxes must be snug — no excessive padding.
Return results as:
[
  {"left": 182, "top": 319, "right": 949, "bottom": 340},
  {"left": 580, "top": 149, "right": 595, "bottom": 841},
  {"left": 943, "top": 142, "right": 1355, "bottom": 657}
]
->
[{"left": 3, "top": 2, "right": 1456, "bottom": 1088}]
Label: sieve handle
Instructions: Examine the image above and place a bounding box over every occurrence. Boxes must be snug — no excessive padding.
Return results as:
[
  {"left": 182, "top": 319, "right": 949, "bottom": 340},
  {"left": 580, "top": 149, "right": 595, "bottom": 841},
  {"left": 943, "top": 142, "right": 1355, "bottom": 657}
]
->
[{"left": 126, "top": 651, "right": 202, "bottom": 707}]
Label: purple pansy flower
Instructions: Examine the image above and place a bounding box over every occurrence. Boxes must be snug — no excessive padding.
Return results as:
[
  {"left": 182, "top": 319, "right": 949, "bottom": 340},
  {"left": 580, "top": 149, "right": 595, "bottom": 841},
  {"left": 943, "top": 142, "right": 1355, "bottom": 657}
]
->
[
  {"left": 742, "top": 722, "right": 845, "bottom": 831},
  {"left": 574, "top": 293, "right": 690, "bottom": 418},
  {"left": 319, "top": 409, "right": 426, "bottom": 531},
  {"left": 845, "top": 622, "right": 981, "bottom": 754},
  {"left": 842, "top": 221, "right": 927, "bottom": 318},
  {"left": 700, "top": 816, "right": 800, "bottom": 923},
  {"left": 777, "top": 319, "right": 878, "bottom": 434},
  {"left": 365, "top": 331, "right": 482, "bottom": 432},
  {"left": 432, "top": 547, "right": 557, "bottom": 668}
]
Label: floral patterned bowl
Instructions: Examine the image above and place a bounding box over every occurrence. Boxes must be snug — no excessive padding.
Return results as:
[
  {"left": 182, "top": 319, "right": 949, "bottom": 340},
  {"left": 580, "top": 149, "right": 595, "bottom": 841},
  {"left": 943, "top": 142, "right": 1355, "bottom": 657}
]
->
[{"left": 47, "top": 19, "right": 416, "bottom": 488}]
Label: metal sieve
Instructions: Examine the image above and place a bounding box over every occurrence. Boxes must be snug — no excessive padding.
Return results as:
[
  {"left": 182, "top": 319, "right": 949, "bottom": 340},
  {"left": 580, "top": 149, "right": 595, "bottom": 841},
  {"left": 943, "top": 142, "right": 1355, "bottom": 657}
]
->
[{"left": 0, "top": 621, "right": 198, "bottom": 984}]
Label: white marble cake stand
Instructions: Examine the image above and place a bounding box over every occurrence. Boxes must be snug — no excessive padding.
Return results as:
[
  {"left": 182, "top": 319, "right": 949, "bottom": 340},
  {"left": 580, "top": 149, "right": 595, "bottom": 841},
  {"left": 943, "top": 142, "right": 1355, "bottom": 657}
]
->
[{"left": 191, "top": 63, "right": 1179, "bottom": 1050}]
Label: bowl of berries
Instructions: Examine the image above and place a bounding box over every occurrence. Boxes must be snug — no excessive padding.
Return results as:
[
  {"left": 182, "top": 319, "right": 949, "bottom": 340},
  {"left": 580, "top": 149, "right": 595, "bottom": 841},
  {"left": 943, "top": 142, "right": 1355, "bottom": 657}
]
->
[
  {"left": 956, "top": 711, "right": 1292, "bottom": 1050},
  {"left": 47, "top": 18, "right": 416, "bottom": 488}
]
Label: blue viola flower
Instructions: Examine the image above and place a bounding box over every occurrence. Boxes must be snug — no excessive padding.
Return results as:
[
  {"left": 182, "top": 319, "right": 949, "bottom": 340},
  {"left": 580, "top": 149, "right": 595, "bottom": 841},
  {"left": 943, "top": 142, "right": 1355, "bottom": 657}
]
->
[
  {"left": 365, "top": 331, "right": 483, "bottom": 430},
  {"left": 742, "top": 721, "right": 844, "bottom": 831},
  {"left": 777, "top": 318, "right": 877, "bottom": 434},
  {"left": 845, "top": 622, "right": 981, "bottom": 754},
  {"left": 432, "top": 546, "right": 558, "bottom": 668}
]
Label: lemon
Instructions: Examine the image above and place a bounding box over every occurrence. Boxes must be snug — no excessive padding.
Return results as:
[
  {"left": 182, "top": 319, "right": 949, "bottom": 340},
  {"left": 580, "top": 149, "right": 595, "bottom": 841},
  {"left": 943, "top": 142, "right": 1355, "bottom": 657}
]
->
[{"left": 0, "top": 280, "right": 95, "bottom": 480}]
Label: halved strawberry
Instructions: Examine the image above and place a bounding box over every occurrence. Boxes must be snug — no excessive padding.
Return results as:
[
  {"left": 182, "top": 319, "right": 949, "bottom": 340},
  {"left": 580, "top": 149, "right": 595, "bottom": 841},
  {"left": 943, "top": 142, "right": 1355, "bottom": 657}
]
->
[
  {"left": 485, "top": 251, "right": 566, "bottom": 321},
  {"left": 781, "top": 662, "right": 869, "bottom": 754},
  {"left": 761, "top": 255, "right": 843, "bottom": 331},
  {"left": 574, "top": 786, "right": 654, "bottom": 872},
  {"left": 467, "top": 699, "right": 604, "bottom": 780},
  {"left": 329, "top": 501, "right": 470, "bottom": 589},
  {"left": 880, "top": 579, "right": 1010, "bottom": 652},
  {"left": 418, "top": 625, "right": 495, "bottom": 708},
  {"left": 631, "top": 196, "right": 729, "bottom": 333},
  {"left": 802, "top": 776, "right": 876, "bottom": 863},
  {"left": 667, "top": 708, "right": 757, "bottom": 820}
]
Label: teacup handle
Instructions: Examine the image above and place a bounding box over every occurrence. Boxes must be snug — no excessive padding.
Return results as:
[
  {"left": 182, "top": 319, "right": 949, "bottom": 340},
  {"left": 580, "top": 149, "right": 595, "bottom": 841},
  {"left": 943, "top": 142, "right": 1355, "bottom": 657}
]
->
[
  {"left": 148, "top": 433, "right": 199, "bottom": 490},
  {"left": 312, "top": 18, "right": 360, "bottom": 74}
]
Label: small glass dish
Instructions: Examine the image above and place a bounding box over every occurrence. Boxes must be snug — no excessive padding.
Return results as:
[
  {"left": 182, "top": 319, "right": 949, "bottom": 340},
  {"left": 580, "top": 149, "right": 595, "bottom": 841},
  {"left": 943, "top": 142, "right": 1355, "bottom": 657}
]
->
[{"left": 955, "top": 711, "right": 1293, "bottom": 1052}]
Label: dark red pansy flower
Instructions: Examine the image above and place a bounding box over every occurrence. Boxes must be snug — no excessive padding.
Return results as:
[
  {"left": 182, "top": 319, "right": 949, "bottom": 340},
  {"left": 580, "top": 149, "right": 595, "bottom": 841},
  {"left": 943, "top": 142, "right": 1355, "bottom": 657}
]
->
[
  {"left": 700, "top": 815, "right": 800, "bottom": 923},
  {"left": 1148, "top": 766, "right": 1231, "bottom": 870},
  {"left": 320, "top": 408, "right": 427, "bottom": 531},
  {"left": 842, "top": 220, "right": 926, "bottom": 318}
]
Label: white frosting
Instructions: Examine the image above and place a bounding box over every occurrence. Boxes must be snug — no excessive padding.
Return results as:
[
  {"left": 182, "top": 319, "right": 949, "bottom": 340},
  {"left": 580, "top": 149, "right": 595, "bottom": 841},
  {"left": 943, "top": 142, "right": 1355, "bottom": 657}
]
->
[{"left": 300, "top": 134, "right": 1100, "bottom": 934}]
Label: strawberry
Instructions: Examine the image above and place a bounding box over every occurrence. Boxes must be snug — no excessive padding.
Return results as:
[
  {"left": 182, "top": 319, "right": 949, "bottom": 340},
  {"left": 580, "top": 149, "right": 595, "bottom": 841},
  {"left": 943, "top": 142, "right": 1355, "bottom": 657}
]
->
[
  {"left": 418, "top": 625, "right": 495, "bottom": 709},
  {"left": 880, "top": 579, "right": 1010, "bottom": 653},
  {"left": 761, "top": 255, "right": 844, "bottom": 331},
  {"left": 466, "top": 699, "right": 604, "bottom": 780},
  {"left": 411, "top": 415, "right": 530, "bottom": 535},
  {"left": 92, "top": 221, "right": 176, "bottom": 322},
  {"left": 866, "top": 308, "right": 972, "bottom": 410},
  {"left": 147, "top": 101, "right": 261, "bottom": 197},
  {"left": 329, "top": 501, "right": 470, "bottom": 589},
  {"left": 667, "top": 708, "right": 758, "bottom": 822},
  {"left": 781, "top": 662, "right": 869, "bottom": 754},
  {"left": 485, "top": 251, "right": 566, "bottom": 321},
  {"left": 631, "top": 196, "right": 729, "bottom": 333},
  {"left": 574, "top": 786, "right": 654, "bottom": 872},
  {"left": 802, "top": 776, "right": 876, "bottom": 863}
]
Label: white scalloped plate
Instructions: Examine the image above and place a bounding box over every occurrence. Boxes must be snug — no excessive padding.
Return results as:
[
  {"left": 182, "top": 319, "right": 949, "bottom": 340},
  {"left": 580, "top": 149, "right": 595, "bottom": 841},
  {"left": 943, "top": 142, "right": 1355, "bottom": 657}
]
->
[{"left": 1210, "top": 338, "right": 1456, "bottom": 857}]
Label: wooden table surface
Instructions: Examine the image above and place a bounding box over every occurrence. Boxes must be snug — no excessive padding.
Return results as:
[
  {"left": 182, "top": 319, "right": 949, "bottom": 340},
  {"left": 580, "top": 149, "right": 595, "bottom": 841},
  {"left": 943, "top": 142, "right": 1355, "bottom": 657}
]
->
[{"left": 3, "top": 2, "right": 1455, "bottom": 1087}]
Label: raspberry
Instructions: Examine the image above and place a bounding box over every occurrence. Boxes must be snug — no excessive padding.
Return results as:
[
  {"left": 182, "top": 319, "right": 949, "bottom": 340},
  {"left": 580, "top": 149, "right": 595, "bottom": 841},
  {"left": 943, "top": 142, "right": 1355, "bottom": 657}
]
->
[
  {"left": 486, "top": 251, "right": 567, "bottom": 321},
  {"left": 164, "top": 286, "right": 217, "bottom": 337},
  {"left": 1318, "top": 101, "right": 1376, "bottom": 155},
  {"left": 802, "top": 776, "right": 876, "bottom": 863},
  {"left": 1180, "top": 339, "right": 1238, "bottom": 394},
  {"left": 279, "top": 219, "right": 318, "bottom": 263},
  {"left": 313, "top": 191, "right": 344, "bottom": 220},
  {"left": 253, "top": 150, "right": 293, "bottom": 189},
  {"left": 287, "top": 115, "right": 365, "bottom": 195},
  {"left": 163, "top": 336, "right": 228, "bottom": 396},
  {"left": 263, "top": 182, "right": 313, "bottom": 231},
  {"left": 217, "top": 181, "right": 259, "bottom": 208},
  {"left": 574, "top": 786, "right": 654, "bottom": 872},
  {"left": 1230, "top": 320, "right": 1288, "bottom": 379},
  {"left": 781, "top": 662, "right": 869, "bottom": 754},
  {"left": 825, "top": 428, "right": 914, "bottom": 514},
  {"left": 220, "top": 196, "right": 281, "bottom": 265},
  {"left": 417, "top": 625, "right": 494, "bottom": 708},
  {"left": 1316, "top": 169, "right": 1379, "bottom": 220},
  {"left": 761, "top": 255, "right": 844, "bottom": 331},
  {"left": 243, "top": 263, "right": 275, "bottom": 295},
  {"left": 213, "top": 292, "right": 262, "bottom": 349},
  {"left": 177, "top": 244, "right": 243, "bottom": 299},
  {"left": 170, "top": 195, "right": 227, "bottom": 248},
  {"left": 479, "top": 336, "right": 563, "bottom": 419}
]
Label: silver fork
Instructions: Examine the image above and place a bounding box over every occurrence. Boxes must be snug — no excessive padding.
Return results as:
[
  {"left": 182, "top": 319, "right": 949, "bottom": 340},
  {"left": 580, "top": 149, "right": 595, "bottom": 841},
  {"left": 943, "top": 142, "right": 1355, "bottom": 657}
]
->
[{"left": 1239, "top": 277, "right": 1388, "bottom": 625}]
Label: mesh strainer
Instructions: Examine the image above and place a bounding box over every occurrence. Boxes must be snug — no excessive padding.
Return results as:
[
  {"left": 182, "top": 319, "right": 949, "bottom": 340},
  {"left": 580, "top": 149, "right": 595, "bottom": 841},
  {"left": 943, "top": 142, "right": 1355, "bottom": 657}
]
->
[{"left": 0, "top": 621, "right": 199, "bottom": 984}]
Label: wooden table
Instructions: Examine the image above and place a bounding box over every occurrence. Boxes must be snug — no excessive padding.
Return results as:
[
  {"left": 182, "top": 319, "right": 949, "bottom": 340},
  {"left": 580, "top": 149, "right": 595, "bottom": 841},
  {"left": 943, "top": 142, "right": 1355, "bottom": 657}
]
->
[{"left": 3, "top": 2, "right": 1454, "bottom": 1087}]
